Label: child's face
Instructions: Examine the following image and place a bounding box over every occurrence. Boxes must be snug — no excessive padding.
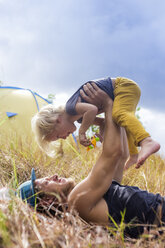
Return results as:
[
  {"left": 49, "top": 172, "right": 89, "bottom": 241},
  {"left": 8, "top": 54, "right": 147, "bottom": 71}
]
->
[{"left": 48, "top": 116, "right": 76, "bottom": 141}]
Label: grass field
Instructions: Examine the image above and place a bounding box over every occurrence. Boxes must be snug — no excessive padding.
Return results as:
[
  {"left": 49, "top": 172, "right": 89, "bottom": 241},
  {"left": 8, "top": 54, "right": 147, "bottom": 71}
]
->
[{"left": 0, "top": 134, "right": 165, "bottom": 248}]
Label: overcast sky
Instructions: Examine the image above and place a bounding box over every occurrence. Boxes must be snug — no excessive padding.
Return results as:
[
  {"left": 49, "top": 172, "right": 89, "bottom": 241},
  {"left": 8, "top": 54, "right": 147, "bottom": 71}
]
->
[{"left": 0, "top": 0, "right": 165, "bottom": 154}]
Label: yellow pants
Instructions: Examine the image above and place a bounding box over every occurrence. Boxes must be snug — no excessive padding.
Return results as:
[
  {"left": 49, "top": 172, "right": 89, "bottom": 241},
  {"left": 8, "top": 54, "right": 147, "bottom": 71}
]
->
[{"left": 112, "top": 77, "right": 150, "bottom": 155}]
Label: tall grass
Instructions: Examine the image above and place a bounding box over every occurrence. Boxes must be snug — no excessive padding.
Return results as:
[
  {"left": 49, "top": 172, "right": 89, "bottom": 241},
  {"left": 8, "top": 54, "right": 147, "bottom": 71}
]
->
[{"left": 0, "top": 133, "right": 165, "bottom": 247}]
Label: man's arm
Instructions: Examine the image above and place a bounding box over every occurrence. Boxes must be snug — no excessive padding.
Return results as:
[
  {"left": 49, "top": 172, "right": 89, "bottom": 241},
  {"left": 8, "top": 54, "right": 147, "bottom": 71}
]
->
[
  {"left": 68, "top": 98, "right": 122, "bottom": 221},
  {"left": 80, "top": 83, "right": 129, "bottom": 182},
  {"left": 93, "top": 116, "right": 104, "bottom": 126},
  {"left": 113, "top": 127, "right": 129, "bottom": 183},
  {"left": 92, "top": 117, "right": 105, "bottom": 142}
]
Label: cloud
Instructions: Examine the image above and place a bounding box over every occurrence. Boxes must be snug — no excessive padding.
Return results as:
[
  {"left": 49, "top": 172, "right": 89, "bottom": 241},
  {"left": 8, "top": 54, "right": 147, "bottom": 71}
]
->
[
  {"left": 53, "top": 93, "right": 69, "bottom": 107},
  {"left": 139, "top": 107, "right": 165, "bottom": 156},
  {"left": 0, "top": 0, "right": 164, "bottom": 112}
]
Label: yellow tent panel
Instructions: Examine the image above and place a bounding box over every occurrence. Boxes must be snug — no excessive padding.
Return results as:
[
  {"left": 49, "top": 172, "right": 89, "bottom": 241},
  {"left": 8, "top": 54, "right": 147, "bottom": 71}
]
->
[{"left": 0, "top": 86, "right": 51, "bottom": 139}]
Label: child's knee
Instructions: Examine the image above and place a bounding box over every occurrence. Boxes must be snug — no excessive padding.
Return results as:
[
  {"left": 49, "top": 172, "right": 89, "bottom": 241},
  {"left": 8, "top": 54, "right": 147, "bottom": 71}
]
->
[
  {"left": 136, "top": 86, "right": 141, "bottom": 100},
  {"left": 112, "top": 109, "right": 118, "bottom": 123},
  {"left": 112, "top": 109, "right": 125, "bottom": 125}
]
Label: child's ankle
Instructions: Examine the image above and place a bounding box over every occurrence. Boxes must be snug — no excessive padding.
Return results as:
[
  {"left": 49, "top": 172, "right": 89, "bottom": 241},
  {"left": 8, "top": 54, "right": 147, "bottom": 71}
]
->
[{"left": 139, "top": 136, "right": 152, "bottom": 147}]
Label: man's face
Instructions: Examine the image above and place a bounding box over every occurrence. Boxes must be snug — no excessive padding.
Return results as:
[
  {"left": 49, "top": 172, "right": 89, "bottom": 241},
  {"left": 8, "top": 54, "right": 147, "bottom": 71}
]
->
[{"left": 34, "top": 174, "right": 75, "bottom": 198}]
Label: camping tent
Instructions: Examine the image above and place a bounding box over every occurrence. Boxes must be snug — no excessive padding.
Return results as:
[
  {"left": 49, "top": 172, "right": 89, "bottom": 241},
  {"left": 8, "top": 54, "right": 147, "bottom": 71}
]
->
[{"left": 0, "top": 86, "right": 51, "bottom": 139}]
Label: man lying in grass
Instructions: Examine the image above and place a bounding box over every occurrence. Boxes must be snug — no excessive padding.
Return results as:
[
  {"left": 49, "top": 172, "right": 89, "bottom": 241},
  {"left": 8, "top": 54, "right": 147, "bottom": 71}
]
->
[{"left": 0, "top": 85, "right": 164, "bottom": 239}]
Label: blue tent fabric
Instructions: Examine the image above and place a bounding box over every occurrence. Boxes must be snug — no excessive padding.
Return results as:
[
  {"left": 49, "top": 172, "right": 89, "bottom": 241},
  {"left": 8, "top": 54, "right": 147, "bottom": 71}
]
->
[
  {"left": 27, "top": 89, "right": 40, "bottom": 111},
  {"left": 1, "top": 86, "right": 79, "bottom": 148},
  {"left": 6, "top": 112, "right": 18, "bottom": 118},
  {"left": 0, "top": 86, "right": 51, "bottom": 105},
  {"left": 72, "top": 133, "right": 78, "bottom": 145}
]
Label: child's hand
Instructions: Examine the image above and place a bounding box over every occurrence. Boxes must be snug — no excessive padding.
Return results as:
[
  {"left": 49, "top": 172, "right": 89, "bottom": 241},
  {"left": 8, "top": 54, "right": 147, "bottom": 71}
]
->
[
  {"left": 87, "top": 135, "right": 102, "bottom": 151},
  {"left": 79, "top": 133, "right": 91, "bottom": 147},
  {"left": 95, "top": 133, "right": 103, "bottom": 143}
]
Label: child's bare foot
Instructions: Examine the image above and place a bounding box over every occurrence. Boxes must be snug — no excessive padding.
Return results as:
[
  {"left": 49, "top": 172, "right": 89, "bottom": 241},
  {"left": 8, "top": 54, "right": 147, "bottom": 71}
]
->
[
  {"left": 124, "top": 154, "right": 138, "bottom": 170},
  {"left": 136, "top": 137, "right": 160, "bottom": 169}
]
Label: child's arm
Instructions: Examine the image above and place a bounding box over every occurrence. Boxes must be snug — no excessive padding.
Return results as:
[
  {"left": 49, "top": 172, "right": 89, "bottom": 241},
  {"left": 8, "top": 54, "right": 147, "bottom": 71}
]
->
[{"left": 75, "top": 102, "right": 98, "bottom": 146}]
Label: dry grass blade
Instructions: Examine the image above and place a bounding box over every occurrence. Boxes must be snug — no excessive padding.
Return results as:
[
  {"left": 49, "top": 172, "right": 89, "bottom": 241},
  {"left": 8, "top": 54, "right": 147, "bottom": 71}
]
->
[{"left": 0, "top": 134, "right": 165, "bottom": 247}]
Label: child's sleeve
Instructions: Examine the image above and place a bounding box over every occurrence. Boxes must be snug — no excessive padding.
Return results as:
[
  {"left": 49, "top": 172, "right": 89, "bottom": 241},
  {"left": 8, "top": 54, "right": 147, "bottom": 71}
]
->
[{"left": 66, "top": 90, "right": 80, "bottom": 115}]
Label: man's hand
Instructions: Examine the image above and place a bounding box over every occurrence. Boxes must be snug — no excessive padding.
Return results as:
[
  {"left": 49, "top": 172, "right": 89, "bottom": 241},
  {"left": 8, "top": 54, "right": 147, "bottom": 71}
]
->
[{"left": 80, "top": 82, "right": 113, "bottom": 110}]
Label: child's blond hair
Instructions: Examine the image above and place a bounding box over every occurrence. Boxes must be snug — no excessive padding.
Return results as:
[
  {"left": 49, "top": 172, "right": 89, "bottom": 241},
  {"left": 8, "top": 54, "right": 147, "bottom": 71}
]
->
[{"left": 31, "top": 104, "right": 65, "bottom": 156}]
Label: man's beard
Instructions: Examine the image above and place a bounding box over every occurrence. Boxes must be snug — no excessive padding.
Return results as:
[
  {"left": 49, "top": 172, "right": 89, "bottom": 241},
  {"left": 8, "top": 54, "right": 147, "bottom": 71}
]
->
[{"left": 63, "top": 178, "right": 75, "bottom": 197}]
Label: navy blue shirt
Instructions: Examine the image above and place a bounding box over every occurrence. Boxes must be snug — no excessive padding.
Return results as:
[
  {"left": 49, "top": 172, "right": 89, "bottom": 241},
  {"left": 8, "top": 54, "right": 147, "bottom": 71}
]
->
[
  {"left": 103, "top": 181, "right": 163, "bottom": 238},
  {"left": 65, "top": 77, "right": 114, "bottom": 116}
]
